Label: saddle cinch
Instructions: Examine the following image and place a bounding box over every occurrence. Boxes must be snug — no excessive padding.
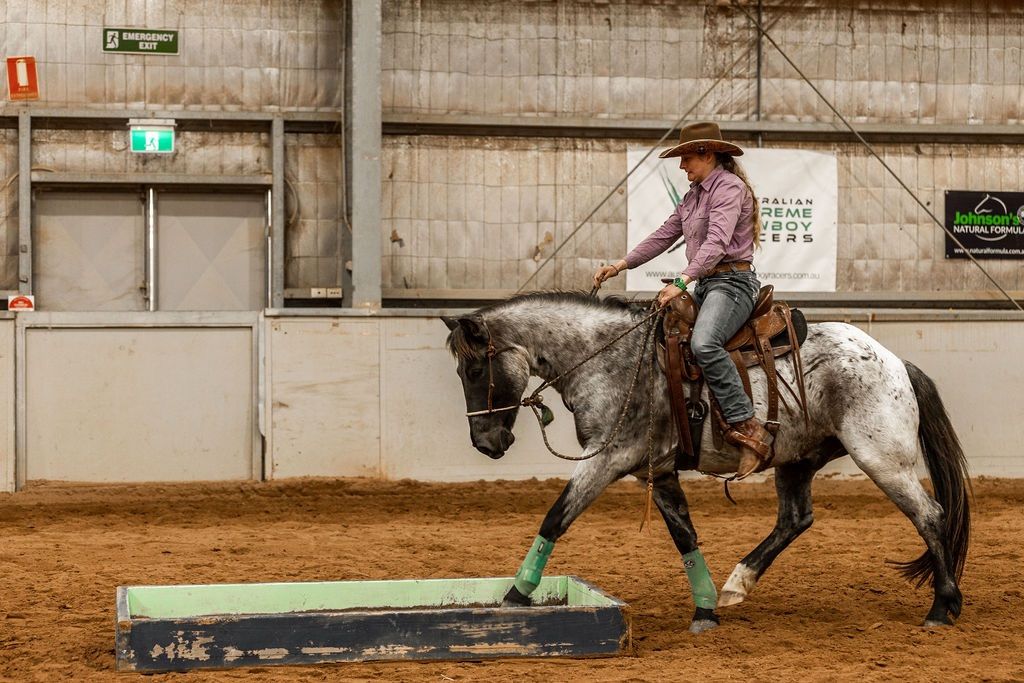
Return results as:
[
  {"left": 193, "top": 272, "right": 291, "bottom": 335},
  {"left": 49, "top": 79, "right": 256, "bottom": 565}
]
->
[{"left": 656, "top": 284, "right": 810, "bottom": 471}]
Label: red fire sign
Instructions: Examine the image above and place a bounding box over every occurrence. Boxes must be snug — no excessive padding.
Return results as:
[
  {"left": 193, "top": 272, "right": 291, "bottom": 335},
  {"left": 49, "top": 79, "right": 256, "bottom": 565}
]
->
[
  {"left": 6, "top": 56, "right": 39, "bottom": 101},
  {"left": 7, "top": 295, "right": 35, "bottom": 311}
]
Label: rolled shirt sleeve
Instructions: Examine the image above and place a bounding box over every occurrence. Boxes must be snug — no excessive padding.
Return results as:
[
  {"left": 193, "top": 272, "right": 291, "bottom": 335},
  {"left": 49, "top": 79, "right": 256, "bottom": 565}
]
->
[{"left": 681, "top": 179, "right": 744, "bottom": 280}]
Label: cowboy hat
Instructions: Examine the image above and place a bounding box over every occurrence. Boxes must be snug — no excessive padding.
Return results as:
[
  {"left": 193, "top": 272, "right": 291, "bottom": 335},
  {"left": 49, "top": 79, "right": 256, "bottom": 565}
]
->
[{"left": 658, "top": 121, "right": 744, "bottom": 158}]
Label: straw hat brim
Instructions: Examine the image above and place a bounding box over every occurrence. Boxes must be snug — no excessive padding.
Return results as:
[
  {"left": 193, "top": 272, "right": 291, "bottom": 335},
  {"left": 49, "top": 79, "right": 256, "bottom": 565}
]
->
[{"left": 659, "top": 139, "right": 744, "bottom": 159}]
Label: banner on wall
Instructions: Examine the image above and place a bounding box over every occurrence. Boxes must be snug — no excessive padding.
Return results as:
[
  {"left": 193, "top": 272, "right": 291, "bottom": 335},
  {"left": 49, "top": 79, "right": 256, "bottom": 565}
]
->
[
  {"left": 625, "top": 147, "right": 838, "bottom": 292},
  {"left": 944, "top": 190, "right": 1024, "bottom": 259}
]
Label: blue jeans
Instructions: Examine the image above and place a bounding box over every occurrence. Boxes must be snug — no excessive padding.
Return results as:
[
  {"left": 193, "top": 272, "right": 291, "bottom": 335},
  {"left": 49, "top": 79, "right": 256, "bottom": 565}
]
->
[{"left": 690, "top": 270, "right": 761, "bottom": 424}]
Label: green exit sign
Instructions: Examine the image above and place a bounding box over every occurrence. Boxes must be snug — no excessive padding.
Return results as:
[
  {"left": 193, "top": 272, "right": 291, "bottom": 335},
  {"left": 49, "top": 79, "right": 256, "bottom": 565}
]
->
[
  {"left": 104, "top": 28, "right": 179, "bottom": 55},
  {"left": 130, "top": 128, "right": 175, "bottom": 154}
]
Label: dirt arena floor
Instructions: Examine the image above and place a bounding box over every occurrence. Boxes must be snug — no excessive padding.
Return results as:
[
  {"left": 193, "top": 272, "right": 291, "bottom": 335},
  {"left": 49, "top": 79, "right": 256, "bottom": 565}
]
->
[{"left": 1, "top": 475, "right": 1022, "bottom": 682}]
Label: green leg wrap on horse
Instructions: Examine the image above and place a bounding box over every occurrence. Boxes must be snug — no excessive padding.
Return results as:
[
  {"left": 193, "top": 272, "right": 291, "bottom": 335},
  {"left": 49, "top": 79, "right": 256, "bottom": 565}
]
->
[
  {"left": 683, "top": 549, "right": 718, "bottom": 610},
  {"left": 513, "top": 535, "right": 555, "bottom": 597}
]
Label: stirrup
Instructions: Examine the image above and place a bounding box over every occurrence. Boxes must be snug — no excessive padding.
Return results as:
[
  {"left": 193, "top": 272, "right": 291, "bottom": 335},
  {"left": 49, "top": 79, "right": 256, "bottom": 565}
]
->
[{"left": 724, "top": 429, "right": 771, "bottom": 459}]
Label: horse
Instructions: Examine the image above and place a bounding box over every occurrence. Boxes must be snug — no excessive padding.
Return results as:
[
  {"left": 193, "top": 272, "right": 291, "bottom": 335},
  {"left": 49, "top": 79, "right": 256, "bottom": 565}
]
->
[{"left": 442, "top": 291, "right": 970, "bottom": 633}]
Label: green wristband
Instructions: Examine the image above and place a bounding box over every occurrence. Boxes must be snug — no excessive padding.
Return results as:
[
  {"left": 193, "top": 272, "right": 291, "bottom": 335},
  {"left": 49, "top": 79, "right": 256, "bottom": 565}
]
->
[{"left": 672, "top": 277, "right": 688, "bottom": 292}]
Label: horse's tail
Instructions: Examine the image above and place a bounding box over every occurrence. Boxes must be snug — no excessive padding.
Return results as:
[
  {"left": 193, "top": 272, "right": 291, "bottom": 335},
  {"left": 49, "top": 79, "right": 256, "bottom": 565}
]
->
[{"left": 894, "top": 361, "right": 972, "bottom": 587}]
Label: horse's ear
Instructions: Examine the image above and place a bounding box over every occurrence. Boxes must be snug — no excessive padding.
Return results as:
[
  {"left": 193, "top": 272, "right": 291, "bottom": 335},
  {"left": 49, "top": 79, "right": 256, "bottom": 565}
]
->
[
  {"left": 441, "top": 315, "right": 459, "bottom": 331},
  {"left": 457, "top": 316, "right": 488, "bottom": 343}
]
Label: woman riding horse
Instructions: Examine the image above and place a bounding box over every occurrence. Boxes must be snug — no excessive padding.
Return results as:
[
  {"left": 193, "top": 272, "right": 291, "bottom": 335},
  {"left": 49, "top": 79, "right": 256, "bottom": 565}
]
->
[{"left": 593, "top": 121, "right": 769, "bottom": 479}]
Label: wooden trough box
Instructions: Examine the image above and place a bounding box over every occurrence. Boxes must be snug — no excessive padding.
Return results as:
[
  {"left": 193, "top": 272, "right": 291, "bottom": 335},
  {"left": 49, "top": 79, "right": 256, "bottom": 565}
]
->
[{"left": 115, "top": 575, "right": 630, "bottom": 672}]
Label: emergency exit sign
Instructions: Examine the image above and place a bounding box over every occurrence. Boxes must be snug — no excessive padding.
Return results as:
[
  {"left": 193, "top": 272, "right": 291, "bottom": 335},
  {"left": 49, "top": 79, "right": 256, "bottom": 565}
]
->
[
  {"left": 130, "top": 128, "right": 174, "bottom": 153},
  {"left": 103, "top": 28, "right": 179, "bottom": 55}
]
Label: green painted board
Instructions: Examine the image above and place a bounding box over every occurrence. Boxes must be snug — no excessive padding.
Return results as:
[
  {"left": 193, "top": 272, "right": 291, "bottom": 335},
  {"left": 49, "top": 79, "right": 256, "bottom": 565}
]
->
[{"left": 116, "top": 576, "right": 630, "bottom": 671}]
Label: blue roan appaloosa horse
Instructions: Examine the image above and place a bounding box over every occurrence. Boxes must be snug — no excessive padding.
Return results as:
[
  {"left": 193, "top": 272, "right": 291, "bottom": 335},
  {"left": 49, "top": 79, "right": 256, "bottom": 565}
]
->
[{"left": 443, "top": 292, "right": 970, "bottom": 633}]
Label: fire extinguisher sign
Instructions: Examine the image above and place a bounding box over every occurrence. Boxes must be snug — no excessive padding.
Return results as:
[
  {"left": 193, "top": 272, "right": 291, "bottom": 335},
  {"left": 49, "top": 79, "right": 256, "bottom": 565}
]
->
[{"left": 6, "top": 56, "right": 39, "bottom": 100}]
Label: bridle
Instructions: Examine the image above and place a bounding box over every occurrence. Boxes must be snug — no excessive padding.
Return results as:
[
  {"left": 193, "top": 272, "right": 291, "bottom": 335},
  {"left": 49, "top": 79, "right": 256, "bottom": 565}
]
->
[
  {"left": 463, "top": 321, "right": 521, "bottom": 418},
  {"left": 462, "top": 304, "right": 666, "bottom": 461}
]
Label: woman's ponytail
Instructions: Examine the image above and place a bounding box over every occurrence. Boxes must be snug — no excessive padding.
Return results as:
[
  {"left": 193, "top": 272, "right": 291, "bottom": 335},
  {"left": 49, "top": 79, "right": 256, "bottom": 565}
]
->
[{"left": 716, "top": 153, "right": 762, "bottom": 248}]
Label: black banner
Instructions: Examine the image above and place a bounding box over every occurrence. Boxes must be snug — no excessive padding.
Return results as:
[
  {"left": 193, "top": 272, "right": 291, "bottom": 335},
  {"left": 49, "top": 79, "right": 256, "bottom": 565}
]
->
[{"left": 945, "top": 190, "right": 1024, "bottom": 259}]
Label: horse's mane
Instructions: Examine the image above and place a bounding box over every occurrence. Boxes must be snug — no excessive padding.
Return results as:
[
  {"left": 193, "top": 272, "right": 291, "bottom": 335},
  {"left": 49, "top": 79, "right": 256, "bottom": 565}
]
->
[{"left": 446, "top": 290, "right": 648, "bottom": 360}]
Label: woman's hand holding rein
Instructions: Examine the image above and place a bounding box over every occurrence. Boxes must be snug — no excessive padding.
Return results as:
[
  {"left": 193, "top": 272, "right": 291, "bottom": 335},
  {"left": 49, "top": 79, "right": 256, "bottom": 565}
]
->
[{"left": 592, "top": 259, "right": 629, "bottom": 289}]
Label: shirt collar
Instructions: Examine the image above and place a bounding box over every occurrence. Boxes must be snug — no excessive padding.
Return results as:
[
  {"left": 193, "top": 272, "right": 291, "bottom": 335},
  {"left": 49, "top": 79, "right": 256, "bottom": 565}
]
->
[{"left": 693, "top": 165, "right": 725, "bottom": 193}]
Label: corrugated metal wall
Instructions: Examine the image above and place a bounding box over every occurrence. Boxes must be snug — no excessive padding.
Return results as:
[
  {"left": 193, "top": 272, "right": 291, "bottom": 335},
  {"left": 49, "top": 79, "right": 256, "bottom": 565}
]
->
[
  {"left": 1, "top": 0, "right": 347, "bottom": 291},
  {"left": 381, "top": 0, "right": 1024, "bottom": 295}
]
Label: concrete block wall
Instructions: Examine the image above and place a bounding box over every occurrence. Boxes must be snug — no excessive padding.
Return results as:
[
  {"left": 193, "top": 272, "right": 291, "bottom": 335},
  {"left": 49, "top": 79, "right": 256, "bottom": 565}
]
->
[
  {"left": 285, "top": 133, "right": 346, "bottom": 289},
  {"left": 762, "top": 1, "right": 1024, "bottom": 125},
  {"left": 383, "top": 0, "right": 737, "bottom": 120},
  {"left": 2, "top": 0, "right": 348, "bottom": 292},
  {"left": 0, "top": 131, "right": 17, "bottom": 290},
  {"left": 381, "top": 0, "right": 1024, "bottom": 296},
  {"left": 1, "top": 0, "right": 345, "bottom": 111},
  {"left": 31, "top": 129, "right": 270, "bottom": 175},
  {"left": 383, "top": 0, "right": 1024, "bottom": 125},
  {"left": 382, "top": 136, "right": 1024, "bottom": 293},
  {"left": 382, "top": 135, "right": 627, "bottom": 292}
]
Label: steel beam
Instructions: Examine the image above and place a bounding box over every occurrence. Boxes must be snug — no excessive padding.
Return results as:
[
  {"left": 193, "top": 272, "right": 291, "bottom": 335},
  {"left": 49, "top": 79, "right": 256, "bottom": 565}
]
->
[
  {"left": 381, "top": 287, "right": 1024, "bottom": 311},
  {"left": 1, "top": 107, "right": 341, "bottom": 133},
  {"left": 383, "top": 114, "right": 1024, "bottom": 145},
  {"left": 347, "top": 0, "right": 382, "bottom": 310},
  {"left": 31, "top": 172, "right": 272, "bottom": 188}
]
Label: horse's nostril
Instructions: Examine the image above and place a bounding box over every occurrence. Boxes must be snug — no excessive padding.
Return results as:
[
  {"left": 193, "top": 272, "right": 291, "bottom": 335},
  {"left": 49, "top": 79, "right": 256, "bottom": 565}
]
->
[{"left": 500, "top": 430, "right": 515, "bottom": 450}]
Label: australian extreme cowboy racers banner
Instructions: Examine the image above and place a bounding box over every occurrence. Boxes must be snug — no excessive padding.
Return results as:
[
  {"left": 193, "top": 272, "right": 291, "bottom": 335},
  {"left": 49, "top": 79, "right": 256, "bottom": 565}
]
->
[
  {"left": 625, "top": 147, "right": 838, "bottom": 292},
  {"left": 944, "top": 190, "right": 1024, "bottom": 259}
]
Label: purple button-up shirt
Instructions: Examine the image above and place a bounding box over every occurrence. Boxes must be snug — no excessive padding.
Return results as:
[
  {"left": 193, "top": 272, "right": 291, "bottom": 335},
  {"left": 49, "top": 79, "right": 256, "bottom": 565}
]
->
[{"left": 625, "top": 166, "right": 756, "bottom": 279}]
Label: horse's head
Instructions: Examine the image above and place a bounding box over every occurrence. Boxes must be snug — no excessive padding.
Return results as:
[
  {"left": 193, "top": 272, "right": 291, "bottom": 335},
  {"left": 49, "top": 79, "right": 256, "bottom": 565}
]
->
[{"left": 443, "top": 315, "right": 529, "bottom": 459}]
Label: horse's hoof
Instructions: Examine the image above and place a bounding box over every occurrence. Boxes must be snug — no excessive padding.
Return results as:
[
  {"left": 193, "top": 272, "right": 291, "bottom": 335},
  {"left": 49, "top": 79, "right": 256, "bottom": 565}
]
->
[
  {"left": 923, "top": 617, "right": 954, "bottom": 627},
  {"left": 502, "top": 585, "right": 531, "bottom": 607},
  {"left": 717, "top": 590, "right": 746, "bottom": 608},
  {"left": 689, "top": 619, "right": 720, "bottom": 634}
]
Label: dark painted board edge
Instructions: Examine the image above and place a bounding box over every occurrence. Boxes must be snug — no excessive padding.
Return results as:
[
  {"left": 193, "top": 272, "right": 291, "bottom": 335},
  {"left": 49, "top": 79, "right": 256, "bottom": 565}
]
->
[{"left": 119, "top": 604, "right": 629, "bottom": 672}]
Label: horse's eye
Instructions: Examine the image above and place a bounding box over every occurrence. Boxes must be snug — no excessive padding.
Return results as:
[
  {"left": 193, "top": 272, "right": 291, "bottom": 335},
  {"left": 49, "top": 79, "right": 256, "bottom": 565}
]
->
[{"left": 466, "top": 366, "right": 485, "bottom": 382}]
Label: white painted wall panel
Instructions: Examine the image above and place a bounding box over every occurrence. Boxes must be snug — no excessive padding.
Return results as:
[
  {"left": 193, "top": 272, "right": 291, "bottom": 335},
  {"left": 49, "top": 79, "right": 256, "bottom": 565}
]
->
[
  {"left": 267, "top": 318, "right": 381, "bottom": 478},
  {"left": 851, "top": 320, "right": 1024, "bottom": 479},
  {"left": 24, "top": 326, "right": 255, "bottom": 482},
  {"left": 0, "top": 321, "right": 14, "bottom": 493},
  {"left": 379, "top": 317, "right": 576, "bottom": 481},
  {"left": 265, "top": 315, "right": 1024, "bottom": 482}
]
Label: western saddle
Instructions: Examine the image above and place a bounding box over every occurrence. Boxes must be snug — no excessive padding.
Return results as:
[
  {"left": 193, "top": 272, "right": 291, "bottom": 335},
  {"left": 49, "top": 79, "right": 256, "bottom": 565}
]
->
[{"left": 657, "top": 284, "right": 810, "bottom": 472}]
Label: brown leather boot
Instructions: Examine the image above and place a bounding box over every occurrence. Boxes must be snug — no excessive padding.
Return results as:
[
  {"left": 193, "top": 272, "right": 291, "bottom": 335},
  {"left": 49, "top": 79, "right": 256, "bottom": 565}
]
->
[{"left": 725, "top": 417, "right": 773, "bottom": 480}]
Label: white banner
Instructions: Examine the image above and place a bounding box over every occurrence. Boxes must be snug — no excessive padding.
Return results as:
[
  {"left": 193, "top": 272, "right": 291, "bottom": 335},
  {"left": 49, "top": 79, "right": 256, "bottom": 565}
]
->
[{"left": 625, "top": 147, "right": 838, "bottom": 292}]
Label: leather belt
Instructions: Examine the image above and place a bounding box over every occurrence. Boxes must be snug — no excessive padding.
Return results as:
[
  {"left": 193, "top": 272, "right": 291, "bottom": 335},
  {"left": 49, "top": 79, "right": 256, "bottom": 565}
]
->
[{"left": 708, "top": 261, "right": 753, "bottom": 275}]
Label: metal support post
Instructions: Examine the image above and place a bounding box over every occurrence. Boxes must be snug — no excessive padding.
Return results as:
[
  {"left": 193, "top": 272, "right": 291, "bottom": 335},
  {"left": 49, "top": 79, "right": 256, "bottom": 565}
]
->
[
  {"left": 271, "top": 117, "right": 285, "bottom": 308},
  {"left": 18, "top": 112, "right": 31, "bottom": 295},
  {"left": 347, "top": 0, "right": 382, "bottom": 310},
  {"left": 145, "top": 188, "right": 157, "bottom": 311}
]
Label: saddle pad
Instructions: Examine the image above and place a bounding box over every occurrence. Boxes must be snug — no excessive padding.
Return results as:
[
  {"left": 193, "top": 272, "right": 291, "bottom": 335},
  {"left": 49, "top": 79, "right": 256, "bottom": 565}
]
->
[{"left": 768, "top": 307, "right": 807, "bottom": 349}]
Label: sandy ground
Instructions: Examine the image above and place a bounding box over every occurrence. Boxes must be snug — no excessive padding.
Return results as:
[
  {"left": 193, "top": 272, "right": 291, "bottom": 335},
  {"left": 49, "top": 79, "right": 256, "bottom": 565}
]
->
[{"left": 0, "top": 475, "right": 1022, "bottom": 682}]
